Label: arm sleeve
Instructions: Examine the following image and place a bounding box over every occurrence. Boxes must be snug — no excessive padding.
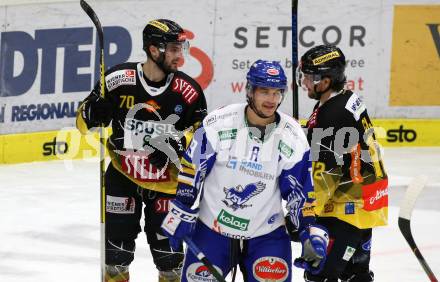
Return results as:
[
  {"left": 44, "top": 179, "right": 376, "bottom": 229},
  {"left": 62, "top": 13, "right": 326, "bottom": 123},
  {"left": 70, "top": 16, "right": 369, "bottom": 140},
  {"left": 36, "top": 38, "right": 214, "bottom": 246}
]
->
[
  {"left": 355, "top": 109, "right": 386, "bottom": 179},
  {"left": 279, "top": 149, "right": 316, "bottom": 231},
  {"left": 180, "top": 88, "right": 208, "bottom": 149},
  {"left": 175, "top": 124, "right": 216, "bottom": 209}
]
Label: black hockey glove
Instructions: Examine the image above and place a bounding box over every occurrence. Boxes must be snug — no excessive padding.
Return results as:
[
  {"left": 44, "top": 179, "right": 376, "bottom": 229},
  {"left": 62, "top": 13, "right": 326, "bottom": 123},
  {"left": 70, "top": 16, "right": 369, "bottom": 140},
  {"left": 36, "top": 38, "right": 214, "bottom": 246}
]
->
[
  {"left": 82, "top": 90, "right": 113, "bottom": 127},
  {"left": 148, "top": 137, "right": 185, "bottom": 169},
  {"left": 285, "top": 215, "right": 300, "bottom": 242}
]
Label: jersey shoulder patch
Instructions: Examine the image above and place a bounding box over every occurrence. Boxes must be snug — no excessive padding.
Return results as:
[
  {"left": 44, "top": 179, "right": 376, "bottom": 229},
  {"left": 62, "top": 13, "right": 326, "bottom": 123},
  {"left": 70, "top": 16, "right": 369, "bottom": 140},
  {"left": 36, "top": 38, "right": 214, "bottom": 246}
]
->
[
  {"left": 105, "top": 68, "right": 136, "bottom": 91},
  {"left": 171, "top": 72, "right": 202, "bottom": 105},
  {"left": 344, "top": 92, "right": 366, "bottom": 121}
]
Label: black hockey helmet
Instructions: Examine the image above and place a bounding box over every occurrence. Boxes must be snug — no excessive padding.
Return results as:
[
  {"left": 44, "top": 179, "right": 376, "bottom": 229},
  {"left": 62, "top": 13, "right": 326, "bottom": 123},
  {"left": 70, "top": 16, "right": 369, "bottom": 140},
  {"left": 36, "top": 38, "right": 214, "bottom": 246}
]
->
[
  {"left": 142, "top": 19, "right": 188, "bottom": 56},
  {"left": 297, "top": 44, "right": 346, "bottom": 92}
]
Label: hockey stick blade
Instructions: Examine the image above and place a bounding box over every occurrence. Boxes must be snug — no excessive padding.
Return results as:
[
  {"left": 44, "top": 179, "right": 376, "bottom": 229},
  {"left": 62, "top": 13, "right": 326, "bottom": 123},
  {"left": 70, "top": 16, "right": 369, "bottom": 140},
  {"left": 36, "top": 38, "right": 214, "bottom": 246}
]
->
[
  {"left": 398, "top": 175, "right": 438, "bottom": 282},
  {"left": 184, "top": 236, "right": 226, "bottom": 282},
  {"left": 399, "top": 175, "right": 428, "bottom": 220}
]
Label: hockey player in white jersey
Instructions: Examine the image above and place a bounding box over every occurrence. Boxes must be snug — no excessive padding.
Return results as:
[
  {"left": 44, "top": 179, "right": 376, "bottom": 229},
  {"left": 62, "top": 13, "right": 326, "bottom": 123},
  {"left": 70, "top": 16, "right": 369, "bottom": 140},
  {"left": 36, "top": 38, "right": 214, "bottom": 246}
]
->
[{"left": 161, "top": 60, "right": 329, "bottom": 281}]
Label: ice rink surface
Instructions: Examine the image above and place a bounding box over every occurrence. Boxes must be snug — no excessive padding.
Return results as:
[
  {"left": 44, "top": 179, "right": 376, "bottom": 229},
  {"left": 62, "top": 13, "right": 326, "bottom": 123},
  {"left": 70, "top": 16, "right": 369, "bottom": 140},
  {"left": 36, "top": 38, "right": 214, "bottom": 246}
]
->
[{"left": 1, "top": 147, "right": 439, "bottom": 282}]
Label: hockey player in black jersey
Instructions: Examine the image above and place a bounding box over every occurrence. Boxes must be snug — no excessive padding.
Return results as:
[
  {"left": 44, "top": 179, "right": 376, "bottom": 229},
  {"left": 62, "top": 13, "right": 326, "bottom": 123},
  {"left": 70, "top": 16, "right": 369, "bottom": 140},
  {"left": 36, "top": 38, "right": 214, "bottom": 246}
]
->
[
  {"left": 76, "top": 19, "right": 207, "bottom": 282},
  {"left": 294, "top": 45, "right": 388, "bottom": 282}
]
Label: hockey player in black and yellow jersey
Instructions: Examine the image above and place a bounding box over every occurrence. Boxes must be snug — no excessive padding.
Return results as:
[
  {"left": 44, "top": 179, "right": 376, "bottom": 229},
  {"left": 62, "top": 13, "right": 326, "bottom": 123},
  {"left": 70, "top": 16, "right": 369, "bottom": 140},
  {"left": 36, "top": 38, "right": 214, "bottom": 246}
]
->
[
  {"left": 295, "top": 45, "right": 387, "bottom": 282},
  {"left": 76, "top": 19, "right": 207, "bottom": 282}
]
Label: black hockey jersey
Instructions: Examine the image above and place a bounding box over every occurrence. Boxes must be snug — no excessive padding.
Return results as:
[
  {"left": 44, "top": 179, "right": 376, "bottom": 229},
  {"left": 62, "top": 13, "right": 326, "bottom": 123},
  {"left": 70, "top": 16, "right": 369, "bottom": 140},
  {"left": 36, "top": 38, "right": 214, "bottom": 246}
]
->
[
  {"left": 306, "top": 90, "right": 388, "bottom": 228},
  {"left": 76, "top": 62, "right": 207, "bottom": 194}
]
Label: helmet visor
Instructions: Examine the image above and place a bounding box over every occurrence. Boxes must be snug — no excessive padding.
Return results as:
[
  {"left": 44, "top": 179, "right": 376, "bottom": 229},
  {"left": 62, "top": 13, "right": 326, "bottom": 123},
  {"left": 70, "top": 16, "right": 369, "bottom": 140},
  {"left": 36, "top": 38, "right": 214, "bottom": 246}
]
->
[
  {"left": 295, "top": 65, "right": 322, "bottom": 88},
  {"left": 158, "top": 40, "right": 190, "bottom": 59}
]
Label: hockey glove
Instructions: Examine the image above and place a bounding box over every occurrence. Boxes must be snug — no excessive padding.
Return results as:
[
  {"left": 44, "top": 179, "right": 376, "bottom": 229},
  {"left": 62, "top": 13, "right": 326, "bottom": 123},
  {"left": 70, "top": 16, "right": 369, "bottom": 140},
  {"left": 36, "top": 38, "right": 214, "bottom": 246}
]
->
[
  {"left": 148, "top": 137, "right": 185, "bottom": 169},
  {"left": 285, "top": 215, "right": 300, "bottom": 242},
  {"left": 82, "top": 90, "right": 113, "bottom": 127},
  {"left": 294, "top": 224, "right": 329, "bottom": 275},
  {"left": 161, "top": 199, "right": 198, "bottom": 251}
]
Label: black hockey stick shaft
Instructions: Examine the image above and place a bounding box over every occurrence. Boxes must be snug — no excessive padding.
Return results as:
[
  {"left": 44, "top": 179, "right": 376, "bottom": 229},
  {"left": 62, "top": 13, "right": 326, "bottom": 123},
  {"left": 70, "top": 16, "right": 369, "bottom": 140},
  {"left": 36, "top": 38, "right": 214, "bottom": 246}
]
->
[
  {"left": 398, "top": 218, "right": 438, "bottom": 282},
  {"left": 184, "top": 236, "right": 227, "bottom": 282},
  {"left": 398, "top": 176, "right": 438, "bottom": 282},
  {"left": 80, "top": 1, "right": 106, "bottom": 281},
  {"left": 291, "top": 0, "right": 299, "bottom": 119}
]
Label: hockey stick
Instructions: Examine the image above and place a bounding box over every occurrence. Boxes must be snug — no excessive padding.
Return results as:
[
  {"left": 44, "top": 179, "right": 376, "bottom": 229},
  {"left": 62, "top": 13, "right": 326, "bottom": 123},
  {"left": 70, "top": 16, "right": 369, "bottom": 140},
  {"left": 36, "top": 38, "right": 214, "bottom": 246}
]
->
[
  {"left": 398, "top": 175, "right": 438, "bottom": 282},
  {"left": 80, "top": 1, "right": 107, "bottom": 281},
  {"left": 184, "top": 236, "right": 227, "bottom": 282},
  {"left": 291, "top": 0, "right": 299, "bottom": 119}
]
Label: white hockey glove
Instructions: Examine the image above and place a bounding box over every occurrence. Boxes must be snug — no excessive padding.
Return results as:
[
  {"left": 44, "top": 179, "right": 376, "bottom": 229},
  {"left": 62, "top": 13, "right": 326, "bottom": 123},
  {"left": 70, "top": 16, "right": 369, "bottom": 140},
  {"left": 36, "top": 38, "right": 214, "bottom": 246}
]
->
[
  {"left": 294, "top": 224, "right": 329, "bottom": 275},
  {"left": 161, "top": 199, "right": 198, "bottom": 251}
]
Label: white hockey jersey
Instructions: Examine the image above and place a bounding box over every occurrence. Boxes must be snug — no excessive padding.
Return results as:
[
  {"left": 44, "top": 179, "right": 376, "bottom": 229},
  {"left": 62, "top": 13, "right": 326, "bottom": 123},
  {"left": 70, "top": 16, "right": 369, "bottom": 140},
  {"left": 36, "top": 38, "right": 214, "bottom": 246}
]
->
[{"left": 176, "top": 103, "right": 316, "bottom": 239}]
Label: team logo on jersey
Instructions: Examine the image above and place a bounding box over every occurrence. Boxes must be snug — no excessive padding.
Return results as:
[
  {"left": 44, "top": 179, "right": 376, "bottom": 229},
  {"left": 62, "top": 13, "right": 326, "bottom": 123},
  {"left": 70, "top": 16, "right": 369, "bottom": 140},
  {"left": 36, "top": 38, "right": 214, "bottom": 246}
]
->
[
  {"left": 105, "top": 69, "right": 136, "bottom": 91},
  {"left": 172, "top": 77, "right": 199, "bottom": 104},
  {"left": 222, "top": 181, "right": 266, "bottom": 211},
  {"left": 252, "top": 257, "right": 288, "bottom": 282},
  {"left": 186, "top": 262, "right": 223, "bottom": 282},
  {"left": 145, "top": 100, "right": 161, "bottom": 113}
]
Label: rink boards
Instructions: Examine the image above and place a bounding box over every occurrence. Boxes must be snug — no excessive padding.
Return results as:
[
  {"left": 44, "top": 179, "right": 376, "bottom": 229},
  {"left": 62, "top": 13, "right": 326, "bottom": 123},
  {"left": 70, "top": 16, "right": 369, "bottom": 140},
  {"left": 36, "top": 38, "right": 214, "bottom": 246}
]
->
[{"left": 1, "top": 119, "right": 439, "bottom": 164}]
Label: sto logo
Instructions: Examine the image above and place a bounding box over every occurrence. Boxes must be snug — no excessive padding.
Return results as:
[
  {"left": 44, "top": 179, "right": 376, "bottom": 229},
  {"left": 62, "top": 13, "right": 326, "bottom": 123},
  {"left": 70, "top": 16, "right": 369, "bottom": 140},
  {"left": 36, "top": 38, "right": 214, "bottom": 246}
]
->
[{"left": 178, "top": 29, "right": 214, "bottom": 90}]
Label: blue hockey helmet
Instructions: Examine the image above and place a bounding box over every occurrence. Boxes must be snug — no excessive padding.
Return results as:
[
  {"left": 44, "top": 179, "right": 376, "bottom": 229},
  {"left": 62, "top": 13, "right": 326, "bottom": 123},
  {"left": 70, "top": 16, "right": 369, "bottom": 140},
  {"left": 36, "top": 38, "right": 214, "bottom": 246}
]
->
[{"left": 246, "top": 60, "right": 287, "bottom": 91}]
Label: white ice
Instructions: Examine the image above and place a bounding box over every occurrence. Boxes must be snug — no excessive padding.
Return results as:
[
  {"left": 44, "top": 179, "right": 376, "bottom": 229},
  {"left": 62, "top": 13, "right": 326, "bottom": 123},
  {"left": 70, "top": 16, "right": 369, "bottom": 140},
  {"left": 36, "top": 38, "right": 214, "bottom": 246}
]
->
[{"left": 0, "top": 147, "right": 439, "bottom": 281}]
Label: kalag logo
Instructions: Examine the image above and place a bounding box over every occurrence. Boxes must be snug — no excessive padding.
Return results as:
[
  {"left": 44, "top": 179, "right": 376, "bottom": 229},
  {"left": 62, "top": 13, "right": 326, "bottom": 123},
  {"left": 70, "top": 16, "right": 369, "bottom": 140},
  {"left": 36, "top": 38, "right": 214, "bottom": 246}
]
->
[
  {"left": 222, "top": 181, "right": 266, "bottom": 211},
  {"left": 217, "top": 209, "right": 250, "bottom": 231},
  {"left": 218, "top": 129, "right": 237, "bottom": 141}
]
